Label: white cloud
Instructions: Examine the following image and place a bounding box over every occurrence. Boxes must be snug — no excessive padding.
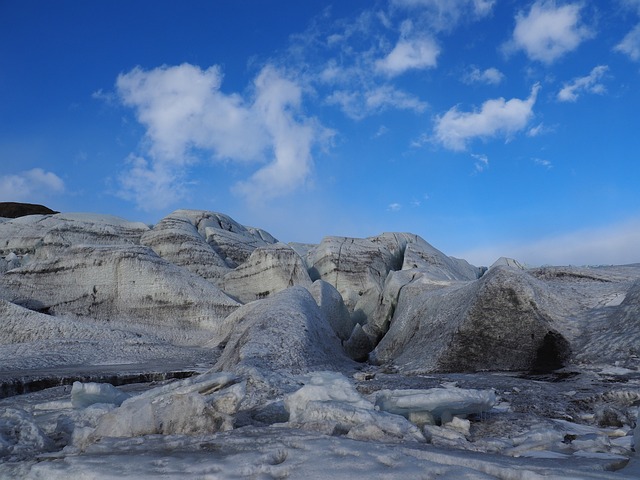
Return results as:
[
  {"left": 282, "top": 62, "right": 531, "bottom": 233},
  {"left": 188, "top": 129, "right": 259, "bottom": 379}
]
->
[
  {"left": 387, "top": 202, "right": 402, "bottom": 211},
  {"left": 533, "top": 157, "right": 553, "bottom": 169},
  {"left": 457, "top": 218, "right": 640, "bottom": 267},
  {"left": 115, "top": 63, "right": 328, "bottom": 208},
  {"left": 471, "top": 153, "right": 489, "bottom": 172},
  {"left": 0, "top": 168, "right": 65, "bottom": 203},
  {"left": 326, "top": 85, "right": 427, "bottom": 120},
  {"left": 527, "top": 122, "right": 552, "bottom": 137},
  {"left": 390, "top": 0, "right": 495, "bottom": 31},
  {"left": 505, "top": 1, "right": 592, "bottom": 64},
  {"left": 615, "top": 24, "right": 640, "bottom": 61},
  {"left": 373, "top": 125, "right": 390, "bottom": 138},
  {"left": 375, "top": 34, "right": 440, "bottom": 76},
  {"left": 462, "top": 66, "right": 505, "bottom": 85},
  {"left": 557, "top": 65, "right": 609, "bottom": 102},
  {"left": 433, "top": 84, "right": 540, "bottom": 151},
  {"left": 115, "top": 155, "right": 187, "bottom": 211},
  {"left": 233, "top": 66, "right": 329, "bottom": 202},
  {"left": 117, "top": 64, "right": 267, "bottom": 164}
]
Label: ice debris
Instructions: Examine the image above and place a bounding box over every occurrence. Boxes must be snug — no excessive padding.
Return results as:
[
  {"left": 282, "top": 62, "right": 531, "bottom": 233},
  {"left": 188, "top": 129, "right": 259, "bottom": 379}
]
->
[
  {"left": 284, "top": 372, "right": 424, "bottom": 442},
  {"left": 75, "top": 372, "right": 245, "bottom": 448},
  {"left": 71, "top": 381, "right": 131, "bottom": 408},
  {"left": 374, "top": 386, "right": 497, "bottom": 425}
]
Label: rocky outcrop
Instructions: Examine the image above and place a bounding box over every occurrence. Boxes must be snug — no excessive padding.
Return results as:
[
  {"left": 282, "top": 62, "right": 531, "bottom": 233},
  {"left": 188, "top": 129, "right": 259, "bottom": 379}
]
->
[
  {"left": 222, "top": 243, "right": 312, "bottom": 303},
  {"left": 371, "top": 266, "right": 571, "bottom": 373},
  {"left": 0, "top": 202, "right": 57, "bottom": 218},
  {"left": 0, "top": 244, "right": 239, "bottom": 345},
  {"left": 214, "top": 286, "right": 353, "bottom": 374}
]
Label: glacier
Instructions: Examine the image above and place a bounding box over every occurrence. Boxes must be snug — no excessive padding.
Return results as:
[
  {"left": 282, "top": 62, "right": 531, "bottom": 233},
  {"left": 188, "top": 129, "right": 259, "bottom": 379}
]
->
[{"left": 1, "top": 207, "right": 640, "bottom": 478}]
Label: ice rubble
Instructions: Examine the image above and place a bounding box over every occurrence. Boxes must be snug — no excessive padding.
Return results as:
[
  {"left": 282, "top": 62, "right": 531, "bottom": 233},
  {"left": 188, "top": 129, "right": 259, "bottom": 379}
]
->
[
  {"left": 74, "top": 372, "right": 245, "bottom": 448},
  {"left": 70, "top": 381, "right": 130, "bottom": 408},
  {"left": 374, "top": 386, "right": 496, "bottom": 424},
  {"left": 3, "top": 369, "right": 640, "bottom": 478}
]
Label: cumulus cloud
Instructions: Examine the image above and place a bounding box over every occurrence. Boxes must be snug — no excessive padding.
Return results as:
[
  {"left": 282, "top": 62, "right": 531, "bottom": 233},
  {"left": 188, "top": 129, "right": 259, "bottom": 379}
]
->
[
  {"left": 115, "top": 63, "right": 328, "bottom": 209},
  {"left": 504, "top": 1, "right": 592, "bottom": 64},
  {"left": 462, "top": 66, "right": 504, "bottom": 85},
  {"left": 375, "top": 35, "right": 440, "bottom": 76},
  {"left": 433, "top": 84, "right": 540, "bottom": 151},
  {"left": 615, "top": 24, "right": 640, "bottom": 61},
  {"left": 557, "top": 65, "right": 609, "bottom": 102},
  {"left": 233, "top": 66, "right": 327, "bottom": 202},
  {"left": 0, "top": 168, "right": 65, "bottom": 202}
]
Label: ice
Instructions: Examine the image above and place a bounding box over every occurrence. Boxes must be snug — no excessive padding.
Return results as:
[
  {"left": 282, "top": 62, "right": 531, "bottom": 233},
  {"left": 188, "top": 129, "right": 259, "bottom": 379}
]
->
[
  {"left": 374, "top": 386, "right": 497, "bottom": 424},
  {"left": 285, "top": 371, "right": 373, "bottom": 419},
  {"left": 0, "top": 407, "right": 54, "bottom": 459},
  {"left": 284, "top": 371, "right": 424, "bottom": 442},
  {"left": 70, "top": 381, "right": 130, "bottom": 408},
  {"left": 75, "top": 371, "right": 244, "bottom": 448}
]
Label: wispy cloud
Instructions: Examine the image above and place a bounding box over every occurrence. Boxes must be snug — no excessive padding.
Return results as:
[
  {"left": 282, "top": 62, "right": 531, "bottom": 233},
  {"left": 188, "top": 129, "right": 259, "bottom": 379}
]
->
[
  {"left": 503, "top": 1, "right": 592, "bottom": 64},
  {"left": 557, "top": 65, "right": 609, "bottom": 102},
  {"left": 114, "top": 63, "right": 330, "bottom": 209},
  {"left": 373, "top": 125, "right": 390, "bottom": 138},
  {"left": 387, "top": 202, "right": 402, "bottom": 211},
  {"left": 457, "top": 217, "right": 640, "bottom": 266},
  {"left": 433, "top": 84, "right": 540, "bottom": 151},
  {"left": 462, "top": 66, "right": 505, "bottom": 85},
  {"left": 533, "top": 157, "right": 553, "bottom": 169},
  {"left": 287, "top": 1, "right": 494, "bottom": 120},
  {"left": 527, "top": 122, "right": 552, "bottom": 137},
  {"left": 0, "top": 168, "right": 65, "bottom": 203},
  {"left": 615, "top": 24, "right": 640, "bottom": 61},
  {"left": 326, "top": 86, "right": 427, "bottom": 120},
  {"left": 375, "top": 22, "right": 440, "bottom": 76},
  {"left": 390, "top": 0, "right": 495, "bottom": 32},
  {"left": 471, "top": 153, "right": 489, "bottom": 172}
]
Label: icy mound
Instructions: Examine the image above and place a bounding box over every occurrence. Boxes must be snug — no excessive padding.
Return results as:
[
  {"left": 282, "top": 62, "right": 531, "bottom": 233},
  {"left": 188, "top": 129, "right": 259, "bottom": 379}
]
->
[
  {"left": 214, "top": 286, "right": 353, "bottom": 374},
  {"left": 371, "top": 266, "right": 571, "bottom": 373}
]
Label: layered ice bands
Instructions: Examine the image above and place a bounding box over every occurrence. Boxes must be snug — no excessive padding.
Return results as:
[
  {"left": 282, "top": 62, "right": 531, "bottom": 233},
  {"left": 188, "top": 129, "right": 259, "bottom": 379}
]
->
[{"left": 1, "top": 208, "right": 640, "bottom": 478}]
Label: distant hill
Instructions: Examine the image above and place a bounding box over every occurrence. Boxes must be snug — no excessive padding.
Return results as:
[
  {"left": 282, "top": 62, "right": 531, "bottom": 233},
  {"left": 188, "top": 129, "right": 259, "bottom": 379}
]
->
[{"left": 0, "top": 202, "right": 58, "bottom": 218}]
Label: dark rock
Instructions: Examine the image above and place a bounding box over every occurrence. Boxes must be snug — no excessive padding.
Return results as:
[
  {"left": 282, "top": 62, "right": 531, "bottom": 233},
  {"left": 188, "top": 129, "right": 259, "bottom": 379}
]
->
[{"left": 0, "top": 202, "right": 57, "bottom": 219}]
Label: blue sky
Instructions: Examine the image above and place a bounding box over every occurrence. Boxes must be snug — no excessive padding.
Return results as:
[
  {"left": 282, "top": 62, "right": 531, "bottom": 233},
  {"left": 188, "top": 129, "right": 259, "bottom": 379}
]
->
[{"left": 1, "top": 0, "right": 639, "bottom": 266}]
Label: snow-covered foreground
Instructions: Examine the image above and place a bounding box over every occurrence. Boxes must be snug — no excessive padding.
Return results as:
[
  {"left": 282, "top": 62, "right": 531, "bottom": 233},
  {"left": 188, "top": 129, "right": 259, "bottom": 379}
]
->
[{"left": 2, "top": 208, "right": 640, "bottom": 478}]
